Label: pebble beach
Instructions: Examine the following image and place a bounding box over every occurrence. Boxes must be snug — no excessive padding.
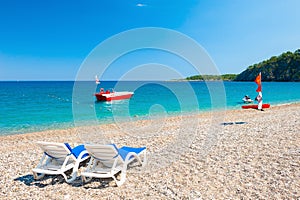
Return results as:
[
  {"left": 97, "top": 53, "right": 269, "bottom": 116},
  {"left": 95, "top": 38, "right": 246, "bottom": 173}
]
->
[{"left": 1, "top": 103, "right": 299, "bottom": 199}]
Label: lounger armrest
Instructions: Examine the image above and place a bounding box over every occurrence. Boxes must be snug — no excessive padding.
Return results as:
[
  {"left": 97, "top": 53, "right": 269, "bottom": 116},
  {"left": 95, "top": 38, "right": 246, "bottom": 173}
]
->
[
  {"left": 123, "top": 149, "right": 147, "bottom": 167},
  {"left": 124, "top": 152, "right": 138, "bottom": 163},
  {"left": 77, "top": 150, "right": 89, "bottom": 161}
]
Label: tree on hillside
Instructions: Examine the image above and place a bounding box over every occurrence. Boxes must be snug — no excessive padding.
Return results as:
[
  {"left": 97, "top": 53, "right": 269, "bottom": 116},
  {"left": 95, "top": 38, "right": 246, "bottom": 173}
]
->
[{"left": 235, "top": 49, "right": 300, "bottom": 81}]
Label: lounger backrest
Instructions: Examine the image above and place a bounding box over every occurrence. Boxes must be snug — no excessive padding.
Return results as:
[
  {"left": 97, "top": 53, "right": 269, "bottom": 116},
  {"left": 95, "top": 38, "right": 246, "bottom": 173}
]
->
[
  {"left": 36, "top": 142, "right": 75, "bottom": 161},
  {"left": 85, "top": 144, "right": 121, "bottom": 167}
]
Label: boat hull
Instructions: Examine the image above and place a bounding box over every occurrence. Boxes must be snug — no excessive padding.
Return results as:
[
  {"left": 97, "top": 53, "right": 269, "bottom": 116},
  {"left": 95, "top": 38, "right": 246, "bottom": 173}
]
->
[
  {"left": 242, "top": 104, "right": 270, "bottom": 109},
  {"left": 242, "top": 98, "right": 253, "bottom": 103},
  {"left": 95, "top": 92, "right": 133, "bottom": 101},
  {"left": 243, "top": 100, "right": 253, "bottom": 103}
]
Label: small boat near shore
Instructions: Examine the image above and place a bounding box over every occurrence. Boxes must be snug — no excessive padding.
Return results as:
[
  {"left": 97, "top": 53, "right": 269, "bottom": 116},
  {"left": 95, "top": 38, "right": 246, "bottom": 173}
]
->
[
  {"left": 241, "top": 73, "right": 271, "bottom": 110},
  {"left": 94, "top": 88, "right": 134, "bottom": 101},
  {"left": 242, "top": 103, "right": 270, "bottom": 109},
  {"left": 242, "top": 95, "right": 253, "bottom": 103},
  {"left": 242, "top": 97, "right": 254, "bottom": 103}
]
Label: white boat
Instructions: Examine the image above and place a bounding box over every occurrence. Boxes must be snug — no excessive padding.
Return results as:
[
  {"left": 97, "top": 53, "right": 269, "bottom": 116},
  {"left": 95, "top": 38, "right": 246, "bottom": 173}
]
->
[
  {"left": 95, "top": 75, "right": 100, "bottom": 85},
  {"left": 95, "top": 88, "right": 134, "bottom": 101},
  {"left": 242, "top": 97, "right": 253, "bottom": 103}
]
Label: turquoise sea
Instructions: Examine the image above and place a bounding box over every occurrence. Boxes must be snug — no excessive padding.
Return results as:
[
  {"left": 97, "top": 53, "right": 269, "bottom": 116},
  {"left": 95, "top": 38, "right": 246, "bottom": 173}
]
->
[{"left": 1, "top": 81, "right": 300, "bottom": 136}]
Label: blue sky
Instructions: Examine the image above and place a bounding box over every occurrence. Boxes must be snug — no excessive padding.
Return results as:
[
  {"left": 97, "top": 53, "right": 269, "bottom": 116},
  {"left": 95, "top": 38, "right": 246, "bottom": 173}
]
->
[{"left": 1, "top": 0, "right": 300, "bottom": 80}]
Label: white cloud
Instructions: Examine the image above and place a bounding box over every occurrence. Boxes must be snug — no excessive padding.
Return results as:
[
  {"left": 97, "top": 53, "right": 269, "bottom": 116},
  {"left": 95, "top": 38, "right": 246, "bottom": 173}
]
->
[{"left": 136, "top": 3, "right": 147, "bottom": 7}]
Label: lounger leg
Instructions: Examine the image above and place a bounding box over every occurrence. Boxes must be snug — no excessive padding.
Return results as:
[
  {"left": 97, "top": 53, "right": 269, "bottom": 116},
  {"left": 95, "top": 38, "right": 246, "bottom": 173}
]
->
[
  {"left": 66, "top": 158, "right": 80, "bottom": 183},
  {"left": 32, "top": 172, "right": 45, "bottom": 180},
  {"left": 81, "top": 175, "right": 93, "bottom": 184},
  {"left": 66, "top": 172, "right": 77, "bottom": 183},
  {"left": 141, "top": 151, "right": 147, "bottom": 167},
  {"left": 61, "top": 173, "right": 70, "bottom": 183},
  {"left": 32, "top": 154, "right": 47, "bottom": 180},
  {"left": 115, "top": 162, "right": 129, "bottom": 187},
  {"left": 81, "top": 157, "right": 95, "bottom": 184},
  {"left": 130, "top": 151, "right": 147, "bottom": 167},
  {"left": 115, "top": 172, "right": 126, "bottom": 187}
]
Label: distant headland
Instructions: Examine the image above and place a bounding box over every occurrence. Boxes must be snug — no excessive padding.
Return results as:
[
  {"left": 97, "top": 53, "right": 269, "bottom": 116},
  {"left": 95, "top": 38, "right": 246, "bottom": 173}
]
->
[{"left": 185, "top": 49, "right": 300, "bottom": 82}]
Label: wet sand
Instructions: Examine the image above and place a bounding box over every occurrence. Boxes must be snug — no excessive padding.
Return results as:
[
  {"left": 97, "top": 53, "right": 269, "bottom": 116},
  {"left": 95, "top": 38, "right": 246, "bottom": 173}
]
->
[{"left": 1, "top": 103, "right": 299, "bottom": 199}]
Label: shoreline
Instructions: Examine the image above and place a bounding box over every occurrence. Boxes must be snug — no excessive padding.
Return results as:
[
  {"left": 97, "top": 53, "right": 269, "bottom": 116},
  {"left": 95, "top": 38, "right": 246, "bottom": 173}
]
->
[
  {"left": 2, "top": 100, "right": 300, "bottom": 137},
  {"left": 1, "top": 103, "right": 299, "bottom": 199}
]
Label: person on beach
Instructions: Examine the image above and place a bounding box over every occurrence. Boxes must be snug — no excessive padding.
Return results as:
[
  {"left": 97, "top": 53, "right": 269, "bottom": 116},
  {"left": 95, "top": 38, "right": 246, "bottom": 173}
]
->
[
  {"left": 100, "top": 88, "right": 104, "bottom": 94},
  {"left": 255, "top": 92, "right": 263, "bottom": 111},
  {"left": 254, "top": 72, "right": 263, "bottom": 111}
]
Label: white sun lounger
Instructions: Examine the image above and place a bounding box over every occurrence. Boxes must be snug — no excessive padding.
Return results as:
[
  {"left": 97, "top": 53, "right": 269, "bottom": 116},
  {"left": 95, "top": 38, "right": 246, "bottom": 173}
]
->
[
  {"left": 81, "top": 144, "right": 146, "bottom": 186},
  {"left": 32, "top": 141, "right": 89, "bottom": 183}
]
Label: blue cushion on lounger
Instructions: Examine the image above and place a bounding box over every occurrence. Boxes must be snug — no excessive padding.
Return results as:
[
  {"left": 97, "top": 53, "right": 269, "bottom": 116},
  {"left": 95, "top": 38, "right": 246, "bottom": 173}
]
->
[
  {"left": 72, "top": 145, "right": 89, "bottom": 159},
  {"left": 118, "top": 146, "right": 146, "bottom": 161},
  {"left": 64, "top": 143, "right": 88, "bottom": 159}
]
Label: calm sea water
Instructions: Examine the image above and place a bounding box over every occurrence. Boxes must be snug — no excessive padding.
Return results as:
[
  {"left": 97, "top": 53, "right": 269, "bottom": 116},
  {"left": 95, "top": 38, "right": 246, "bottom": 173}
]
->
[{"left": 1, "top": 81, "right": 300, "bottom": 135}]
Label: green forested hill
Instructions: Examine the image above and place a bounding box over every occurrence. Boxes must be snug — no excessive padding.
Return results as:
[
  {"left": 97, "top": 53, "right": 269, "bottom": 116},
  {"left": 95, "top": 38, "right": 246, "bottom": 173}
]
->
[
  {"left": 235, "top": 49, "right": 300, "bottom": 81},
  {"left": 186, "top": 74, "right": 237, "bottom": 81},
  {"left": 185, "top": 49, "right": 300, "bottom": 81}
]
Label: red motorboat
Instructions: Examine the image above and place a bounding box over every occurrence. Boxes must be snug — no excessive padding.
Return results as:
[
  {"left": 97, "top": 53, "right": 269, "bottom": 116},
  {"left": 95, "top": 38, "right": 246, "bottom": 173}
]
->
[
  {"left": 242, "top": 103, "right": 270, "bottom": 109},
  {"left": 94, "top": 88, "right": 134, "bottom": 101}
]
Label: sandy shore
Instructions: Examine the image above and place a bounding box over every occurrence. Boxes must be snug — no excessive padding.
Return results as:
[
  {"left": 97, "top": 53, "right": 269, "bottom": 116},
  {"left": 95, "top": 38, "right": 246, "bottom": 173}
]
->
[{"left": 1, "top": 103, "right": 299, "bottom": 199}]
